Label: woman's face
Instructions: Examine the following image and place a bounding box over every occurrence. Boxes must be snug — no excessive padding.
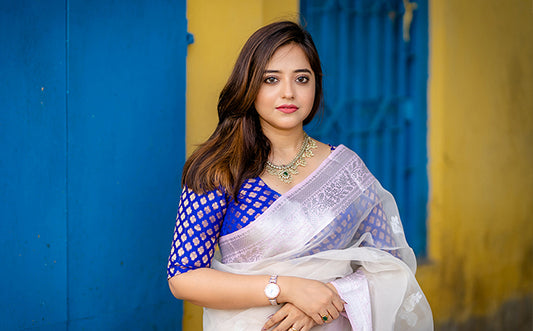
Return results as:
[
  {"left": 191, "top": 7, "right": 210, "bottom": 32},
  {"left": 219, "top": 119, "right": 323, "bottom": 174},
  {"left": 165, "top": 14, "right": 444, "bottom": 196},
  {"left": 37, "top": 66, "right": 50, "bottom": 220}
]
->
[{"left": 254, "top": 43, "right": 316, "bottom": 135}]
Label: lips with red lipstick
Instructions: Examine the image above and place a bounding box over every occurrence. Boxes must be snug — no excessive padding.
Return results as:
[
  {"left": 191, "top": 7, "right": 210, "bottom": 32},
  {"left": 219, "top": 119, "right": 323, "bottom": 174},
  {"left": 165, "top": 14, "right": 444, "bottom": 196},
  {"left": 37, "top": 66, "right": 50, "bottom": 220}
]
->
[{"left": 276, "top": 104, "right": 299, "bottom": 114}]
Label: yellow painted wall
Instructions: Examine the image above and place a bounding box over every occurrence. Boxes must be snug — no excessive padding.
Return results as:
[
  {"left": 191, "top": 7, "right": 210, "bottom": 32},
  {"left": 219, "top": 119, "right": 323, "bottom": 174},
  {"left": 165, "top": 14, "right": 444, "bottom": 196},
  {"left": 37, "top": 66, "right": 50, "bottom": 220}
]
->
[
  {"left": 419, "top": 0, "right": 533, "bottom": 325},
  {"left": 183, "top": 0, "right": 533, "bottom": 329},
  {"left": 184, "top": 1, "right": 298, "bottom": 329}
]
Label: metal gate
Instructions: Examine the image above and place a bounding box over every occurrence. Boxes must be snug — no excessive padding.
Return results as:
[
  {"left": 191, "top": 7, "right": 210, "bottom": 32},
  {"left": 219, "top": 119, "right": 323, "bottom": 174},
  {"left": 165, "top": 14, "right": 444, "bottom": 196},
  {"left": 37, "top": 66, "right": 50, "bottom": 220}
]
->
[
  {"left": 1, "top": 1, "right": 187, "bottom": 329},
  {"left": 301, "top": 0, "right": 428, "bottom": 255}
]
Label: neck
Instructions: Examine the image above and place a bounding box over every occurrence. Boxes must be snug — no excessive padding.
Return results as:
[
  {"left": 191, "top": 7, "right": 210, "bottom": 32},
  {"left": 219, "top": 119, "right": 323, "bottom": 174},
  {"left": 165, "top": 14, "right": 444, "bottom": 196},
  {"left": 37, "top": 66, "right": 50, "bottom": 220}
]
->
[{"left": 262, "top": 127, "right": 306, "bottom": 164}]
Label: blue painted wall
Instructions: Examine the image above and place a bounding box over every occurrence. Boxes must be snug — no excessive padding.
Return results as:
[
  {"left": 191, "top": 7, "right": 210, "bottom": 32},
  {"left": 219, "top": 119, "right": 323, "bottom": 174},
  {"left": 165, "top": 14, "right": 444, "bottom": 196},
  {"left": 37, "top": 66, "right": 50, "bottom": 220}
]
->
[{"left": 1, "top": 1, "right": 186, "bottom": 329}]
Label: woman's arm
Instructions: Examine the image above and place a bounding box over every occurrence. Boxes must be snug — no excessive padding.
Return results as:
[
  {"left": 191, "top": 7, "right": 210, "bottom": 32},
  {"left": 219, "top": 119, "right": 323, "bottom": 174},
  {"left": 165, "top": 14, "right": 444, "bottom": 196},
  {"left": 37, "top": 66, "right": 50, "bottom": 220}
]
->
[
  {"left": 168, "top": 268, "right": 271, "bottom": 308},
  {"left": 168, "top": 267, "right": 344, "bottom": 325}
]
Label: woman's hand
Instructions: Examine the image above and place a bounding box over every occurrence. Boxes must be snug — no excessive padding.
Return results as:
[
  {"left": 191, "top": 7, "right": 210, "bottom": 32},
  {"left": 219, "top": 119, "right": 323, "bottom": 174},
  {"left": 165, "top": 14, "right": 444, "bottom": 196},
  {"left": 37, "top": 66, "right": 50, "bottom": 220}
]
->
[
  {"left": 325, "top": 282, "right": 342, "bottom": 302},
  {"left": 277, "top": 277, "right": 344, "bottom": 325},
  {"left": 262, "top": 303, "right": 316, "bottom": 331}
]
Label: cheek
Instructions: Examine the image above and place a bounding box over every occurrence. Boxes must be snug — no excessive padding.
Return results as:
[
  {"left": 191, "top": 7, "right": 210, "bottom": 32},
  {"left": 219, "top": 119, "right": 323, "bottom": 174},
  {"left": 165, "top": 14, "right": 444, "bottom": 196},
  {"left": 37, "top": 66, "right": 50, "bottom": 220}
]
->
[
  {"left": 305, "top": 87, "right": 316, "bottom": 106},
  {"left": 255, "top": 89, "right": 275, "bottom": 107}
]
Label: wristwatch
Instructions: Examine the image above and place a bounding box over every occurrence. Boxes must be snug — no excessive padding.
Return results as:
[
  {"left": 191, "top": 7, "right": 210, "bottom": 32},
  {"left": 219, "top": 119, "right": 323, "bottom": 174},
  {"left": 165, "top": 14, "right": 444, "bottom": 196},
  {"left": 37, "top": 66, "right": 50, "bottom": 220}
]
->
[{"left": 264, "top": 275, "right": 280, "bottom": 305}]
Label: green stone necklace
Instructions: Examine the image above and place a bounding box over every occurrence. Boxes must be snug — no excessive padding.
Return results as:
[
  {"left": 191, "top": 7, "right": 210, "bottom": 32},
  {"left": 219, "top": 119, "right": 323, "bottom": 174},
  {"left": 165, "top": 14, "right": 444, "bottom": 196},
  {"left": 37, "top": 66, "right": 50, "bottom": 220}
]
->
[{"left": 265, "top": 132, "right": 317, "bottom": 184}]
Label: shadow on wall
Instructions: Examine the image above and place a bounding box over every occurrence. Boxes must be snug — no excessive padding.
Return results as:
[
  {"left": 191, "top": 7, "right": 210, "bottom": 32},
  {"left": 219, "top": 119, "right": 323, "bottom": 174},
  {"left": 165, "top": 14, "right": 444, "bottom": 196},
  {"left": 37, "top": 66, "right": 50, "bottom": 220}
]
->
[{"left": 436, "top": 296, "right": 532, "bottom": 331}]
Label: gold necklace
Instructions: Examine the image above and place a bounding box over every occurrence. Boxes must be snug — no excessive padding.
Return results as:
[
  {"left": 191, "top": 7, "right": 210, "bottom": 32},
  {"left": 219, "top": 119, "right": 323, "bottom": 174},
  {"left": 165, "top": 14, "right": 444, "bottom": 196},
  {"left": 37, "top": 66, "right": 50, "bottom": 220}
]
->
[{"left": 265, "top": 132, "right": 317, "bottom": 183}]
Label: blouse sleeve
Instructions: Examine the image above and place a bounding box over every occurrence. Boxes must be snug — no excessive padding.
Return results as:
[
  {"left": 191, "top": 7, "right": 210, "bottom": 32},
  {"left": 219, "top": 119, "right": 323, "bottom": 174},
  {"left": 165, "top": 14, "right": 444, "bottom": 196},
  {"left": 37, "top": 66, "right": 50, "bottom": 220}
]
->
[{"left": 167, "top": 186, "right": 227, "bottom": 279}]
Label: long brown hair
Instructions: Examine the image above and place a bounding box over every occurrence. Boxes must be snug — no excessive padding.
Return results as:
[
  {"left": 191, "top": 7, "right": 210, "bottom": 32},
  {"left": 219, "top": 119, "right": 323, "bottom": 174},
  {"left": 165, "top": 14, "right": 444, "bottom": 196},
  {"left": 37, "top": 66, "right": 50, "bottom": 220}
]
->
[{"left": 182, "top": 21, "right": 323, "bottom": 200}]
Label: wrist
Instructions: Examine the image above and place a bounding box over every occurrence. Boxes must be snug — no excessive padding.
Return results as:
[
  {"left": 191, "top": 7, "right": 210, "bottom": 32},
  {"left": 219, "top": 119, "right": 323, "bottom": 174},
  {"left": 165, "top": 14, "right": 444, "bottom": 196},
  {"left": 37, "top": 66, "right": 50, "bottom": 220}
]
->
[{"left": 276, "top": 276, "right": 293, "bottom": 304}]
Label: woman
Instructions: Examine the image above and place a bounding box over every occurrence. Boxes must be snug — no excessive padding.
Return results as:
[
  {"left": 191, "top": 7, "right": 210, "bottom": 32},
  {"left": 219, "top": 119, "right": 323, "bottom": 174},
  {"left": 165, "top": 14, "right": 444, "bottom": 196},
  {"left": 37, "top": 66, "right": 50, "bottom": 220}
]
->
[{"left": 167, "top": 21, "right": 433, "bottom": 331}]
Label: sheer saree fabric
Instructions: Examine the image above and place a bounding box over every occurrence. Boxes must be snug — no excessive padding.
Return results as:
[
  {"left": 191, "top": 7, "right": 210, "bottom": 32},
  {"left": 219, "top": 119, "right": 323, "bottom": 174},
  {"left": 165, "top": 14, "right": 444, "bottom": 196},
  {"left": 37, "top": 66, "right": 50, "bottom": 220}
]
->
[{"left": 204, "top": 146, "right": 433, "bottom": 330}]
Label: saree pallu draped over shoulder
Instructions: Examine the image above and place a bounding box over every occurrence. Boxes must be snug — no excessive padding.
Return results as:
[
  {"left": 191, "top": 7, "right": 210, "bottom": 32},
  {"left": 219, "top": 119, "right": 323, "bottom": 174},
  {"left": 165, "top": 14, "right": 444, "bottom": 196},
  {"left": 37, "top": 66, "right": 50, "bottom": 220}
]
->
[{"left": 204, "top": 146, "right": 433, "bottom": 331}]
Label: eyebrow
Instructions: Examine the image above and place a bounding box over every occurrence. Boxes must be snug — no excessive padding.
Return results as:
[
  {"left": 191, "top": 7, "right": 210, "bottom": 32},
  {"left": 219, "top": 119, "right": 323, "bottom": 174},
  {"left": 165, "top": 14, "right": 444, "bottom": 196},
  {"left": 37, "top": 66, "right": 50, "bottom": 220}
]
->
[{"left": 264, "top": 69, "right": 312, "bottom": 74}]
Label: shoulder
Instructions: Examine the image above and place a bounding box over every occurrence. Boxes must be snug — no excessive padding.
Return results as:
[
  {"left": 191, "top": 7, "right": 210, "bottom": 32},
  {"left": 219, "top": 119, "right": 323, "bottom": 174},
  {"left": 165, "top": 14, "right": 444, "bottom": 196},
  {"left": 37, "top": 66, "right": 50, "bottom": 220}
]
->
[
  {"left": 179, "top": 185, "right": 228, "bottom": 210},
  {"left": 311, "top": 140, "right": 358, "bottom": 156},
  {"left": 310, "top": 139, "right": 367, "bottom": 168},
  {"left": 311, "top": 139, "right": 354, "bottom": 156},
  {"left": 312, "top": 139, "right": 334, "bottom": 157}
]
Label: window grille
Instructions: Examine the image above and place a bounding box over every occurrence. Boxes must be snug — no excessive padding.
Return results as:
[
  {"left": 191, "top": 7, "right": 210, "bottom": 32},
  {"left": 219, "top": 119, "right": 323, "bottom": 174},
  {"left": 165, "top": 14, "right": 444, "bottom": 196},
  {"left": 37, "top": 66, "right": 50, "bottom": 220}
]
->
[{"left": 301, "top": 0, "right": 429, "bottom": 255}]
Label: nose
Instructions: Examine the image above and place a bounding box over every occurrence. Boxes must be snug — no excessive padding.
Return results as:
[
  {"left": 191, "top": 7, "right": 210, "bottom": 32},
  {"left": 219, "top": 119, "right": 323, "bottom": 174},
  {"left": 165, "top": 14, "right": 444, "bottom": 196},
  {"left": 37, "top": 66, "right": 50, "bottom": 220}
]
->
[{"left": 281, "top": 81, "right": 295, "bottom": 99}]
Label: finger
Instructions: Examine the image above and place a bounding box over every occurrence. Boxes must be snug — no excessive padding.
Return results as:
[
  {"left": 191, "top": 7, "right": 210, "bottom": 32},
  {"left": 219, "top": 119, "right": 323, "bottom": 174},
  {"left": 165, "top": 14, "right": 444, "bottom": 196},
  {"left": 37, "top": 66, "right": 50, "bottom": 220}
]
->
[
  {"left": 310, "top": 312, "right": 325, "bottom": 325},
  {"left": 328, "top": 304, "right": 342, "bottom": 319},
  {"left": 332, "top": 296, "right": 345, "bottom": 312},
  {"left": 301, "top": 320, "right": 315, "bottom": 331},
  {"left": 295, "top": 321, "right": 310, "bottom": 331},
  {"left": 319, "top": 309, "right": 336, "bottom": 324},
  {"left": 316, "top": 312, "right": 331, "bottom": 325},
  {"left": 326, "top": 306, "right": 340, "bottom": 320},
  {"left": 271, "top": 317, "right": 293, "bottom": 331},
  {"left": 273, "top": 308, "right": 304, "bottom": 331},
  {"left": 302, "top": 323, "right": 314, "bottom": 331},
  {"left": 262, "top": 310, "right": 287, "bottom": 330}
]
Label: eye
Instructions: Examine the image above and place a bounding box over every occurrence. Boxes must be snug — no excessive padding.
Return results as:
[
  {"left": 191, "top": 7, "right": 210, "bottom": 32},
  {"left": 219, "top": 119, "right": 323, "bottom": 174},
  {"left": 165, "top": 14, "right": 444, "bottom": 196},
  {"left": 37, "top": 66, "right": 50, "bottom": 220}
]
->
[
  {"left": 264, "top": 76, "right": 278, "bottom": 84},
  {"left": 296, "top": 76, "right": 310, "bottom": 84}
]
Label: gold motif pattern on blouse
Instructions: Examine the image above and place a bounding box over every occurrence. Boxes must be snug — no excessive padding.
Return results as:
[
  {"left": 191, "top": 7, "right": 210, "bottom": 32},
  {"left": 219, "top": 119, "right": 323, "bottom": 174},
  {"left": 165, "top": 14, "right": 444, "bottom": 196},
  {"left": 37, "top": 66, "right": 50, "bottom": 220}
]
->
[
  {"left": 167, "top": 188, "right": 226, "bottom": 278},
  {"left": 167, "top": 178, "right": 280, "bottom": 278}
]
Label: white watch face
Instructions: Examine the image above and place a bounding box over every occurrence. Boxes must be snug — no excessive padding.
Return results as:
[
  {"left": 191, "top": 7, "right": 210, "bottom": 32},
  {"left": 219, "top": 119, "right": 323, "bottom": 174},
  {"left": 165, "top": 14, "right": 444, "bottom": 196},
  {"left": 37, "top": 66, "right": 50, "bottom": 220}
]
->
[{"left": 264, "top": 283, "right": 280, "bottom": 299}]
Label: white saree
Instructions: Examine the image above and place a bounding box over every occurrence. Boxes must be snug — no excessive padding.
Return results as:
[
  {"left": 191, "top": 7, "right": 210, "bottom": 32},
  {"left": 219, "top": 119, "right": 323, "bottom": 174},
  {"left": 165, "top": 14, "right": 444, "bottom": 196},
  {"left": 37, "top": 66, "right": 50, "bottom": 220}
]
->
[{"left": 204, "top": 145, "right": 433, "bottom": 331}]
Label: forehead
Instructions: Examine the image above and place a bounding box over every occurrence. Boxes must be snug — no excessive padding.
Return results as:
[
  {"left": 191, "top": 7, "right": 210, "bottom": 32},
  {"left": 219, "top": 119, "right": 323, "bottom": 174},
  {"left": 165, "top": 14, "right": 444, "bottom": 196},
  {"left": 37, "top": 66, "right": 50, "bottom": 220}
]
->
[{"left": 265, "top": 43, "right": 312, "bottom": 70}]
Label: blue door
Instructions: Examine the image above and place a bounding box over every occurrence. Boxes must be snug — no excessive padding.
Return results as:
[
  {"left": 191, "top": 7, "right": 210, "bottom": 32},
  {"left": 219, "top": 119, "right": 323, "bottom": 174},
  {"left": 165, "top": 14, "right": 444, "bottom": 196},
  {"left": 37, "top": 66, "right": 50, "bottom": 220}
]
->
[
  {"left": 1, "top": 1, "right": 187, "bottom": 329},
  {"left": 301, "top": 0, "right": 429, "bottom": 255}
]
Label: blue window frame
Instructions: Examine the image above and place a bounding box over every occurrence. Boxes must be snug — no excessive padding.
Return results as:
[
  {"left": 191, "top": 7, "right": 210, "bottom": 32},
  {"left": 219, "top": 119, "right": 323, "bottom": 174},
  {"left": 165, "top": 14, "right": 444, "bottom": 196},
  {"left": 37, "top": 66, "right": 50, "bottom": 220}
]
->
[{"left": 301, "top": 0, "right": 429, "bottom": 256}]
